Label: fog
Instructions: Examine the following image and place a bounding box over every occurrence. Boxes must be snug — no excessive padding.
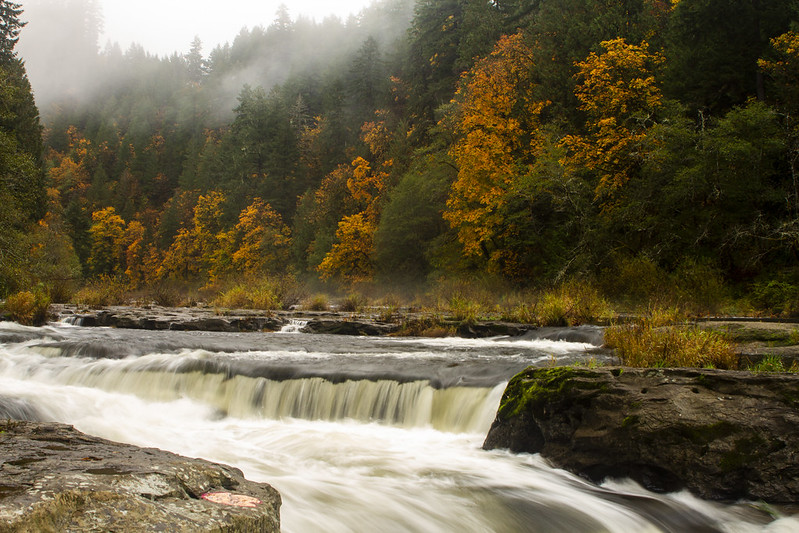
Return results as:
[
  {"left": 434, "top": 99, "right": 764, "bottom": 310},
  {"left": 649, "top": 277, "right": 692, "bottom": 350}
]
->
[{"left": 15, "top": 0, "right": 414, "bottom": 117}]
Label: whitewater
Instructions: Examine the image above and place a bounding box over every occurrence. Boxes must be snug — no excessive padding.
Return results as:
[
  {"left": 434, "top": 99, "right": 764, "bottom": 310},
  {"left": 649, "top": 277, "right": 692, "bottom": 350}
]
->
[{"left": 0, "top": 321, "right": 796, "bottom": 532}]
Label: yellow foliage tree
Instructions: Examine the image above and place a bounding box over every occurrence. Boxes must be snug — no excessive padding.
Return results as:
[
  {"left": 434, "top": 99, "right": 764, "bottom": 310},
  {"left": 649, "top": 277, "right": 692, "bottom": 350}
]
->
[
  {"left": 317, "top": 212, "right": 376, "bottom": 283},
  {"left": 231, "top": 198, "right": 291, "bottom": 276},
  {"left": 123, "top": 220, "right": 146, "bottom": 286},
  {"left": 443, "top": 32, "right": 548, "bottom": 263},
  {"left": 160, "top": 191, "right": 227, "bottom": 281},
  {"left": 561, "top": 38, "right": 664, "bottom": 207},
  {"left": 87, "top": 207, "right": 126, "bottom": 276}
]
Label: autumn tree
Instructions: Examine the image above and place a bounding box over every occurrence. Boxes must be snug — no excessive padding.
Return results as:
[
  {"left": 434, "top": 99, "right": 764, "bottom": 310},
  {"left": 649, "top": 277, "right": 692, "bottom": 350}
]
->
[
  {"left": 230, "top": 198, "right": 291, "bottom": 276},
  {"left": 160, "top": 191, "right": 227, "bottom": 282},
  {"left": 87, "top": 207, "right": 126, "bottom": 276},
  {"left": 317, "top": 212, "right": 377, "bottom": 283},
  {"left": 561, "top": 38, "right": 664, "bottom": 208},
  {"left": 443, "top": 32, "right": 547, "bottom": 272},
  {"left": 316, "top": 118, "right": 395, "bottom": 282}
]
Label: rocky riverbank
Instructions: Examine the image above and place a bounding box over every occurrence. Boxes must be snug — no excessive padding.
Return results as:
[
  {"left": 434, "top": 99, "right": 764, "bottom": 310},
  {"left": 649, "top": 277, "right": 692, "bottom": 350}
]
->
[
  {"left": 50, "top": 304, "right": 536, "bottom": 338},
  {"left": 483, "top": 367, "right": 799, "bottom": 504},
  {"left": 0, "top": 421, "right": 281, "bottom": 532}
]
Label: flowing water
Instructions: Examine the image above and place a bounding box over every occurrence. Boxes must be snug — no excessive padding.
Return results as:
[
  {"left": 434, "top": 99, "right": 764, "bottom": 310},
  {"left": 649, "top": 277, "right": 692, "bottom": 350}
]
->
[{"left": 0, "top": 321, "right": 796, "bottom": 532}]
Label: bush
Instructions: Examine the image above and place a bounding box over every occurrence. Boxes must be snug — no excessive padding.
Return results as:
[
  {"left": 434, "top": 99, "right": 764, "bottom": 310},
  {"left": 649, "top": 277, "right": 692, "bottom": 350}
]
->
[
  {"left": 396, "top": 316, "right": 453, "bottom": 337},
  {"left": 305, "top": 294, "right": 330, "bottom": 311},
  {"left": 4, "top": 289, "right": 51, "bottom": 326},
  {"left": 214, "top": 279, "right": 281, "bottom": 310},
  {"left": 750, "top": 279, "right": 799, "bottom": 317},
  {"left": 72, "top": 276, "right": 129, "bottom": 308},
  {"left": 448, "top": 296, "right": 484, "bottom": 325},
  {"left": 605, "top": 309, "right": 738, "bottom": 369},
  {"left": 339, "top": 293, "right": 368, "bottom": 313},
  {"left": 672, "top": 258, "right": 728, "bottom": 316},
  {"left": 601, "top": 255, "right": 669, "bottom": 309},
  {"left": 213, "top": 274, "right": 305, "bottom": 311}
]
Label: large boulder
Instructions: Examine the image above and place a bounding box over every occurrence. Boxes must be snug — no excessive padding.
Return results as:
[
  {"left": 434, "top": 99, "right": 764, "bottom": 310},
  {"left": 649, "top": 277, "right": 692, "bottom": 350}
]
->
[
  {"left": 0, "top": 421, "right": 281, "bottom": 532},
  {"left": 483, "top": 367, "right": 799, "bottom": 503}
]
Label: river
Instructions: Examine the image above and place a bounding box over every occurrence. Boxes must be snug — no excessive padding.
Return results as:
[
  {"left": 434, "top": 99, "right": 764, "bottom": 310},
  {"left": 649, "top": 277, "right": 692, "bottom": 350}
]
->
[{"left": 0, "top": 321, "right": 796, "bottom": 532}]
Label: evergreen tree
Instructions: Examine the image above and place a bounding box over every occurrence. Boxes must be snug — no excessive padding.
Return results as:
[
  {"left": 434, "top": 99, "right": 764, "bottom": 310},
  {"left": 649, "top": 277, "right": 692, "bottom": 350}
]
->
[{"left": 0, "top": 0, "right": 24, "bottom": 62}]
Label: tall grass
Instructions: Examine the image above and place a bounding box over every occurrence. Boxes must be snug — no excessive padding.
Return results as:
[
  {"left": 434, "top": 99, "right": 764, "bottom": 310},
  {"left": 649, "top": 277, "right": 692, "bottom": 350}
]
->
[
  {"left": 499, "top": 280, "right": 612, "bottom": 326},
  {"left": 605, "top": 308, "right": 738, "bottom": 369},
  {"left": 72, "top": 276, "right": 129, "bottom": 308},
  {"left": 214, "top": 278, "right": 280, "bottom": 310}
]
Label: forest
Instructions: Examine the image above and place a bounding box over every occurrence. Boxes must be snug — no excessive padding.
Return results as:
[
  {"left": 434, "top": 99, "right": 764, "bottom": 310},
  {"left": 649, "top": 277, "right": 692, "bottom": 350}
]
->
[{"left": 3, "top": 0, "right": 799, "bottom": 317}]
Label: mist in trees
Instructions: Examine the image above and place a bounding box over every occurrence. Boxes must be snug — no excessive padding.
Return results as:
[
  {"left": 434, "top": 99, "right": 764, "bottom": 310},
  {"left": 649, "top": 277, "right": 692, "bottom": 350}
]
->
[{"left": 5, "top": 0, "right": 799, "bottom": 308}]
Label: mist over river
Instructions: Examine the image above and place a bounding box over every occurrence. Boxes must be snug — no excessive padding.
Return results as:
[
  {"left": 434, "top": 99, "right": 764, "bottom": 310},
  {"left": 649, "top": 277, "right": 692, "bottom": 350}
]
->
[{"left": 0, "top": 322, "right": 796, "bottom": 532}]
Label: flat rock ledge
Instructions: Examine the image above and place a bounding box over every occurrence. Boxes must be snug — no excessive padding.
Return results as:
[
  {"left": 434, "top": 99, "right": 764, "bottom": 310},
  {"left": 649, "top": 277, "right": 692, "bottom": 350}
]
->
[
  {"left": 483, "top": 367, "right": 799, "bottom": 504},
  {"left": 0, "top": 421, "right": 281, "bottom": 532},
  {"left": 51, "top": 305, "right": 537, "bottom": 338}
]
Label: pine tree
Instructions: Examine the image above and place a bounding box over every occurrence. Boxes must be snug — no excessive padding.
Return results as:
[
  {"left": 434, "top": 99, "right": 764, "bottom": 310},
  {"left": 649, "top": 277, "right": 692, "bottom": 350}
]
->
[{"left": 0, "top": 0, "right": 24, "bottom": 62}]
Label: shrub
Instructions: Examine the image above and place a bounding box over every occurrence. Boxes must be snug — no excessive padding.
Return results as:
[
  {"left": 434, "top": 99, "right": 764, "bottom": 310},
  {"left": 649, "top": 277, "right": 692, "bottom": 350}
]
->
[
  {"left": 214, "top": 278, "right": 281, "bottom": 310},
  {"left": 213, "top": 274, "right": 306, "bottom": 311},
  {"left": 448, "top": 296, "right": 483, "bottom": 325},
  {"left": 605, "top": 310, "right": 738, "bottom": 369},
  {"left": 4, "top": 289, "right": 51, "bottom": 326},
  {"left": 377, "top": 294, "right": 401, "bottom": 322},
  {"left": 339, "top": 293, "right": 368, "bottom": 313},
  {"left": 396, "top": 316, "right": 454, "bottom": 337},
  {"left": 72, "top": 276, "right": 129, "bottom": 308},
  {"left": 750, "top": 279, "right": 799, "bottom": 316},
  {"left": 600, "top": 255, "right": 669, "bottom": 309},
  {"left": 305, "top": 294, "right": 330, "bottom": 311},
  {"left": 672, "top": 259, "right": 729, "bottom": 316}
]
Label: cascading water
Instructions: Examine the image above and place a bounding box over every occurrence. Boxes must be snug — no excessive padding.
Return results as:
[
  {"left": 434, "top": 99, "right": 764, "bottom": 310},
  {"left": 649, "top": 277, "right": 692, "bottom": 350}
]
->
[{"left": 0, "top": 322, "right": 796, "bottom": 532}]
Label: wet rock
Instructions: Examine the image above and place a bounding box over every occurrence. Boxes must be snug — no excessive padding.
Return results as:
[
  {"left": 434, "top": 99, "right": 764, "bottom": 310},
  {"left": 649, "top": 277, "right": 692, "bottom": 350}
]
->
[
  {"left": 58, "top": 306, "right": 284, "bottom": 333},
  {"left": 483, "top": 367, "right": 799, "bottom": 504},
  {"left": 300, "top": 318, "right": 402, "bottom": 336},
  {"left": 0, "top": 421, "right": 281, "bottom": 532},
  {"left": 455, "top": 321, "right": 531, "bottom": 338}
]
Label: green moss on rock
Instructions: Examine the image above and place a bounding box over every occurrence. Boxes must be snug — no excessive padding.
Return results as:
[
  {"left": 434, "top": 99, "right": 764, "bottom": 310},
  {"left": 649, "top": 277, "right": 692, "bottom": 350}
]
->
[{"left": 497, "top": 367, "right": 603, "bottom": 419}]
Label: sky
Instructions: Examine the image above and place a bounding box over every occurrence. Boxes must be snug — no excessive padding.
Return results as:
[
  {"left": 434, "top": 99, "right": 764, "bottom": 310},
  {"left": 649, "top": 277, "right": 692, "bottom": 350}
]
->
[{"left": 98, "top": 0, "right": 378, "bottom": 57}]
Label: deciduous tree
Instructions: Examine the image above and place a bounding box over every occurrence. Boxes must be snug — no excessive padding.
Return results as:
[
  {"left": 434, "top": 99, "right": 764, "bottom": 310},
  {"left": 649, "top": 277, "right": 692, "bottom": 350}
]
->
[
  {"left": 561, "top": 38, "right": 664, "bottom": 208},
  {"left": 87, "top": 207, "right": 125, "bottom": 276},
  {"left": 443, "top": 32, "right": 547, "bottom": 269}
]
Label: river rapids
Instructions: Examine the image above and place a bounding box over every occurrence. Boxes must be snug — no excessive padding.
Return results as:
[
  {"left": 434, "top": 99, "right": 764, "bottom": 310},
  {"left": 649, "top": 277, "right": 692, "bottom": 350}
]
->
[{"left": 0, "top": 321, "right": 796, "bottom": 532}]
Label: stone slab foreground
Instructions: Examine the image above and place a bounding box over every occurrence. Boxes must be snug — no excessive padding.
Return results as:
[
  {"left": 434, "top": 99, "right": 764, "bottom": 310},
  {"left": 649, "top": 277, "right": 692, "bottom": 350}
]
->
[{"left": 0, "top": 421, "right": 280, "bottom": 532}]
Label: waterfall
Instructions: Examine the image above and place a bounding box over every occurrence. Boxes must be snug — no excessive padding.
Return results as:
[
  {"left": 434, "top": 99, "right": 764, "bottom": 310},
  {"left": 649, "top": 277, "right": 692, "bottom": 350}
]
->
[
  {"left": 280, "top": 319, "right": 309, "bottom": 333},
  {"left": 1, "top": 348, "right": 504, "bottom": 433}
]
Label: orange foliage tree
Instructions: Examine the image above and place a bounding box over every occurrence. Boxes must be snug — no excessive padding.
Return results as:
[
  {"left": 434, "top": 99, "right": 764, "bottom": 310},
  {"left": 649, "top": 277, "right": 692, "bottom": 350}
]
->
[
  {"left": 317, "top": 117, "right": 394, "bottom": 283},
  {"left": 443, "top": 32, "right": 548, "bottom": 268},
  {"left": 561, "top": 38, "right": 664, "bottom": 208}
]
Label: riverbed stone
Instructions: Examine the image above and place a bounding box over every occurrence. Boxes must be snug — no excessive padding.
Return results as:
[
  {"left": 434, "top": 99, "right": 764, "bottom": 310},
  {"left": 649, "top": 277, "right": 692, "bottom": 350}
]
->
[
  {"left": 483, "top": 367, "right": 799, "bottom": 504},
  {"left": 0, "top": 421, "right": 281, "bottom": 532}
]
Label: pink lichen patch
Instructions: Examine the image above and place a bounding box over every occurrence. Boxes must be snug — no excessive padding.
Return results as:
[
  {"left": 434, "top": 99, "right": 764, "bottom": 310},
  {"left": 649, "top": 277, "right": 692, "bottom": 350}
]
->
[{"left": 201, "top": 492, "right": 262, "bottom": 508}]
